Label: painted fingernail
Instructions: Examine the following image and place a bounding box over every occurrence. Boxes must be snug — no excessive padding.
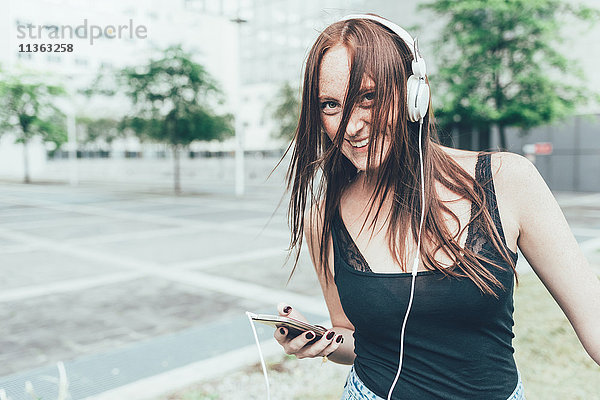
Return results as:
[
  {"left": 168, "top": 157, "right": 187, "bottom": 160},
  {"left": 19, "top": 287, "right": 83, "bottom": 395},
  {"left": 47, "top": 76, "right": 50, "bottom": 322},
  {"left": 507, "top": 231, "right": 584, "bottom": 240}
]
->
[
  {"left": 283, "top": 306, "right": 292, "bottom": 314},
  {"left": 341, "top": 337, "right": 344, "bottom": 343},
  {"left": 336, "top": 335, "right": 343, "bottom": 343},
  {"left": 326, "top": 331, "right": 335, "bottom": 340},
  {"left": 305, "top": 331, "right": 315, "bottom": 340},
  {"left": 279, "top": 328, "right": 286, "bottom": 335}
]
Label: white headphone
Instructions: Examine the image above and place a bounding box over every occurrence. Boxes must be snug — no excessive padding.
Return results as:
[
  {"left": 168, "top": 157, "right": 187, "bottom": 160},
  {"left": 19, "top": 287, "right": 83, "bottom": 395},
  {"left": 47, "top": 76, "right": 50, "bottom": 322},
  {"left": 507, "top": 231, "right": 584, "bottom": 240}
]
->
[{"left": 338, "top": 14, "right": 430, "bottom": 123}]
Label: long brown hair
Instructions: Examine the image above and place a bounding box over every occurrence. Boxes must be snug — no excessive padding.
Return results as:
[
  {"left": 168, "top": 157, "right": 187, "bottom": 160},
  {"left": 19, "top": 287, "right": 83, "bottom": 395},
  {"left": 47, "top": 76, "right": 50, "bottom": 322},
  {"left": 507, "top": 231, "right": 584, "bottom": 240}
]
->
[{"left": 282, "top": 15, "right": 516, "bottom": 296}]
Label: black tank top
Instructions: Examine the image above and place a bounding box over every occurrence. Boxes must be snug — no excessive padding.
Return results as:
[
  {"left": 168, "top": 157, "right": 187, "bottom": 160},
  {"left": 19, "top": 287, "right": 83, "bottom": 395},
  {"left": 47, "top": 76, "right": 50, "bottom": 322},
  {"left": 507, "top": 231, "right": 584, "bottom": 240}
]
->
[{"left": 331, "top": 153, "right": 519, "bottom": 399}]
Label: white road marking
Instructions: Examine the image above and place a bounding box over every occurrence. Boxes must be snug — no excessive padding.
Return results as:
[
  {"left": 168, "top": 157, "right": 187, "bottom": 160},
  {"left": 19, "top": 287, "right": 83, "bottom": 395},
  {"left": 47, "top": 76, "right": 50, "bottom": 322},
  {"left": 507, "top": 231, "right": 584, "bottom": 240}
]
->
[
  {"left": 166, "top": 270, "right": 326, "bottom": 316},
  {"left": 0, "top": 194, "right": 289, "bottom": 239},
  {"left": 572, "top": 227, "right": 600, "bottom": 237},
  {"left": 0, "top": 207, "right": 56, "bottom": 219},
  {"left": 557, "top": 193, "right": 600, "bottom": 207},
  {"left": 0, "top": 227, "right": 315, "bottom": 311},
  {"left": 144, "top": 195, "right": 286, "bottom": 213},
  {"left": 0, "top": 215, "right": 110, "bottom": 230},
  {"left": 0, "top": 272, "right": 144, "bottom": 303},
  {"left": 170, "top": 247, "right": 287, "bottom": 270},
  {"left": 0, "top": 244, "right": 38, "bottom": 254},
  {"left": 68, "top": 225, "right": 209, "bottom": 246}
]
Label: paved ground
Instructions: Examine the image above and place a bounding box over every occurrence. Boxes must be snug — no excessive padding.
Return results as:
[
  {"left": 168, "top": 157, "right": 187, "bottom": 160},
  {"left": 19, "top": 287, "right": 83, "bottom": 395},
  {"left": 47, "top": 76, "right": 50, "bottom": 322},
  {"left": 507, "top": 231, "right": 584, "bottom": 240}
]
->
[{"left": 0, "top": 160, "right": 599, "bottom": 400}]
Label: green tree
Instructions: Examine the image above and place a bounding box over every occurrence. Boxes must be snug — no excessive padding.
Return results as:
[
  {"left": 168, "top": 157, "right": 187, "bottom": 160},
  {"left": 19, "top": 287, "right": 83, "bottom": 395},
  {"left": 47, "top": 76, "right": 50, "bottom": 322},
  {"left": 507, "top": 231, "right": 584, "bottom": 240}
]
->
[
  {"left": 76, "top": 116, "right": 121, "bottom": 145},
  {"left": 119, "top": 45, "right": 233, "bottom": 194},
  {"left": 420, "top": 0, "right": 600, "bottom": 150},
  {"left": 0, "top": 72, "right": 67, "bottom": 183},
  {"left": 268, "top": 81, "right": 300, "bottom": 139}
]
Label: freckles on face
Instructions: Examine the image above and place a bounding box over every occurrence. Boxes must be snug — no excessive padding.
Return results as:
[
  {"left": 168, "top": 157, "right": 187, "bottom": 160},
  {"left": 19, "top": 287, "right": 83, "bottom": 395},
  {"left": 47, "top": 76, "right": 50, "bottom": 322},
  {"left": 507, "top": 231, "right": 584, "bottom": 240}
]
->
[
  {"left": 318, "top": 45, "right": 389, "bottom": 172},
  {"left": 318, "top": 45, "right": 350, "bottom": 142}
]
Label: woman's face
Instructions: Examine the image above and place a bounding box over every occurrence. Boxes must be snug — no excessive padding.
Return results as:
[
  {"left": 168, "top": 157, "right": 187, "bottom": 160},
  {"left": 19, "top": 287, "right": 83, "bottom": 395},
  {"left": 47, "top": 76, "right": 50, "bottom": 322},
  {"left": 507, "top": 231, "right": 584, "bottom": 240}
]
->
[{"left": 318, "top": 44, "right": 391, "bottom": 172}]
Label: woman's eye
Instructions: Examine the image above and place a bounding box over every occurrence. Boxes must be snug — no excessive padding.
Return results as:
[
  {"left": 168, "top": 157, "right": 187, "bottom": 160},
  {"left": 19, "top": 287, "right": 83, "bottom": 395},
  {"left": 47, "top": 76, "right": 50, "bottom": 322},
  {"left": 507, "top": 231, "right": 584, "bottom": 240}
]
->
[
  {"left": 361, "top": 92, "right": 375, "bottom": 104},
  {"left": 321, "top": 101, "right": 339, "bottom": 112}
]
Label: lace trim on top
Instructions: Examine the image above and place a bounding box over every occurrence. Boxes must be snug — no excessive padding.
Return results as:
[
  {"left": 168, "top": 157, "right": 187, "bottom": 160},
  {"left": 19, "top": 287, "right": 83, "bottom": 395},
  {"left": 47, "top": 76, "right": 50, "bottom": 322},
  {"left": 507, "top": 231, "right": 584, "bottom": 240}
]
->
[
  {"left": 334, "top": 153, "right": 504, "bottom": 272},
  {"left": 333, "top": 208, "right": 373, "bottom": 272},
  {"left": 464, "top": 153, "right": 493, "bottom": 254}
]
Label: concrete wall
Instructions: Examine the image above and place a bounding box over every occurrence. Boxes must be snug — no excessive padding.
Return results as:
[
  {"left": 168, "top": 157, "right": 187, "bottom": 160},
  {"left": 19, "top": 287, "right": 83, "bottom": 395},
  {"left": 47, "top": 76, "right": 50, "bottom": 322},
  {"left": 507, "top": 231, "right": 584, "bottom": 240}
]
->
[{"left": 504, "top": 114, "right": 600, "bottom": 192}]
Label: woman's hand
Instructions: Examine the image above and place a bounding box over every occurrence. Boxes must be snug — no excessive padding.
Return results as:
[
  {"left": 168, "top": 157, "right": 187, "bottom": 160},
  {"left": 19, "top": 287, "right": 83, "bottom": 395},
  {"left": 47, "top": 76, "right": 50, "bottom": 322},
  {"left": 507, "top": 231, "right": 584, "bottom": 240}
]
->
[{"left": 273, "top": 303, "right": 344, "bottom": 359}]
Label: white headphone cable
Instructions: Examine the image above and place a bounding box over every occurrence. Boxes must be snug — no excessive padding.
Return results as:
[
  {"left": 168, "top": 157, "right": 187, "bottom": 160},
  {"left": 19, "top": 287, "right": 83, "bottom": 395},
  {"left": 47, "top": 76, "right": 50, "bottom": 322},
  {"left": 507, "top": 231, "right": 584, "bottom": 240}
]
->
[
  {"left": 245, "top": 311, "right": 271, "bottom": 400},
  {"left": 386, "top": 117, "right": 425, "bottom": 400},
  {"left": 247, "top": 120, "right": 425, "bottom": 400}
]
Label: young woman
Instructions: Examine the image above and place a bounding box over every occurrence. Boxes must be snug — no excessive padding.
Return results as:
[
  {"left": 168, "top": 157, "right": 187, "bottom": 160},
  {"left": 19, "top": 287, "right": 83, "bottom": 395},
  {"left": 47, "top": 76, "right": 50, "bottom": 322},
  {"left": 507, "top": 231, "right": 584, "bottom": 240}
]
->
[{"left": 273, "top": 14, "right": 600, "bottom": 400}]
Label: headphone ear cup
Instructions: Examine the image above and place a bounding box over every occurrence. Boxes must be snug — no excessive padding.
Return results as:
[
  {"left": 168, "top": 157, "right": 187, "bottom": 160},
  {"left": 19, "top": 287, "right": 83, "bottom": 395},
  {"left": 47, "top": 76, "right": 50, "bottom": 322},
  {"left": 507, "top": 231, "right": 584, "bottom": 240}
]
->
[{"left": 406, "top": 75, "right": 430, "bottom": 122}]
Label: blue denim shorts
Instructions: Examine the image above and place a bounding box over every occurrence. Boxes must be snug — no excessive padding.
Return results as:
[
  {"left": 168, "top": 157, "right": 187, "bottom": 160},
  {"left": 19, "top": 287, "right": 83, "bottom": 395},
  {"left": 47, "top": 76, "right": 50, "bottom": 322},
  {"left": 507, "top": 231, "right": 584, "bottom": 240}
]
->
[{"left": 341, "top": 366, "right": 526, "bottom": 400}]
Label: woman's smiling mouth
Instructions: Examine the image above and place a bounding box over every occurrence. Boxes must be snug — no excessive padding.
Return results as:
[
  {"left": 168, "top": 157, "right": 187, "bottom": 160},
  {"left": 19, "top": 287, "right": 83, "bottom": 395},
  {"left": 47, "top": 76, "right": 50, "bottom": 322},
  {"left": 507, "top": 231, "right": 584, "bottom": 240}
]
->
[{"left": 347, "top": 137, "right": 369, "bottom": 148}]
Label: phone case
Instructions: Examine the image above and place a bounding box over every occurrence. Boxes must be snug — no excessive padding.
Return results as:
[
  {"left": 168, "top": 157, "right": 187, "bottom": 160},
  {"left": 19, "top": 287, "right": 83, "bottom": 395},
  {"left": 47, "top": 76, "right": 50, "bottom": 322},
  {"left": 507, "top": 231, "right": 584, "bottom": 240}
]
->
[{"left": 248, "top": 313, "right": 327, "bottom": 343}]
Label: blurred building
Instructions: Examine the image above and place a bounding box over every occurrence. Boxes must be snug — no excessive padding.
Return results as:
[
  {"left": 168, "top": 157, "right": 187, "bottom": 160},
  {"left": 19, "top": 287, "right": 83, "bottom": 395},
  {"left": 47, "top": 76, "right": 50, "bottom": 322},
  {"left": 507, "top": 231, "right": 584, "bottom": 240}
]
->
[
  {"left": 0, "top": 0, "right": 427, "bottom": 163},
  {"left": 0, "top": 0, "right": 599, "bottom": 189},
  {"left": 0, "top": 0, "right": 238, "bottom": 177}
]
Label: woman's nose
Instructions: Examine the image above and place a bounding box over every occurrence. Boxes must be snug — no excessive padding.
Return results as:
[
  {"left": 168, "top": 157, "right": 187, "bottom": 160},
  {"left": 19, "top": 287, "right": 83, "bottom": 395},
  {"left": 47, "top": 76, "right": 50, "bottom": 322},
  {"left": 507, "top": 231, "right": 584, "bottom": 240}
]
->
[{"left": 346, "top": 112, "right": 365, "bottom": 137}]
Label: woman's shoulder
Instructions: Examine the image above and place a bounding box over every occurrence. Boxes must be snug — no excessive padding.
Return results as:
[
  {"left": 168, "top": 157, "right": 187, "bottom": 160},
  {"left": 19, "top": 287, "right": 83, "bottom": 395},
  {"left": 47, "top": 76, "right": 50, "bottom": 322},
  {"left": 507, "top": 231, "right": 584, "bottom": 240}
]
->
[
  {"left": 490, "top": 151, "right": 542, "bottom": 250},
  {"left": 438, "top": 145, "right": 479, "bottom": 160},
  {"left": 441, "top": 147, "right": 532, "bottom": 252},
  {"left": 489, "top": 151, "right": 537, "bottom": 190},
  {"left": 490, "top": 150, "right": 541, "bottom": 211},
  {"left": 437, "top": 145, "right": 480, "bottom": 180},
  {"left": 438, "top": 145, "right": 534, "bottom": 184}
]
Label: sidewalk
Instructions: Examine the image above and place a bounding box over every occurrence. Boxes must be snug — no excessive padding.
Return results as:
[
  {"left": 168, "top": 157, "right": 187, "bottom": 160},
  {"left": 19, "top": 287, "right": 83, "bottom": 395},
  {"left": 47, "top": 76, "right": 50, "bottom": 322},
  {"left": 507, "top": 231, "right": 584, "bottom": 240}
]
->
[{"left": 0, "top": 177, "right": 328, "bottom": 400}]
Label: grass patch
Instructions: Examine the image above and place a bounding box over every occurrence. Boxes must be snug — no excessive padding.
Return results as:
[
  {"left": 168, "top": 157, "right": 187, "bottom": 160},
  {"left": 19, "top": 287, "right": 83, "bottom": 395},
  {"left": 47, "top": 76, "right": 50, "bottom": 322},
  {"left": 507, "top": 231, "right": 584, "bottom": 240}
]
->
[{"left": 513, "top": 272, "right": 600, "bottom": 399}]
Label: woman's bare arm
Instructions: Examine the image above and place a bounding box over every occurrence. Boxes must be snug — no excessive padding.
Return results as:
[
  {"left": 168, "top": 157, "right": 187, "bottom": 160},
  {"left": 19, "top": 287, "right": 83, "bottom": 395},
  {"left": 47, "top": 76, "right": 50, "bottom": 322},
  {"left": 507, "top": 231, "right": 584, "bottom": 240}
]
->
[{"left": 498, "top": 152, "right": 600, "bottom": 365}]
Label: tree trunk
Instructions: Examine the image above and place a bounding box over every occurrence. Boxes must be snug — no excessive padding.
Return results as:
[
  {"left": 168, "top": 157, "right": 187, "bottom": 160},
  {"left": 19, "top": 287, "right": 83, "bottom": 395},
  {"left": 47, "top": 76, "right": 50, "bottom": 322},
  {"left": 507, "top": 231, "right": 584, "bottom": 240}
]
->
[
  {"left": 23, "top": 140, "right": 31, "bottom": 184},
  {"left": 477, "top": 125, "right": 491, "bottom": 151},
  {"left": 173, "top": 145, "right": 181, "bottom": 195},
  {"left": 498, "top": 124, "right": 507, "bottom": 151},
  {"left": 457, "top": 124, "right": 472, "bottom": 150},
  {"left": 493, "top": 68, "right": 508, "bottom": 151}
]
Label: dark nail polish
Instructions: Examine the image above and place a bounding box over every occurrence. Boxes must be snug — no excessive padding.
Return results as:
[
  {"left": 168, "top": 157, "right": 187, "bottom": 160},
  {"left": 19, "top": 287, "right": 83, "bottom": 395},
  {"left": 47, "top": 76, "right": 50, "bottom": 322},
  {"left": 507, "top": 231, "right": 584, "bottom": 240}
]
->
[
  {"left": 305, "top": 331, "right": 315, "bottom": 340},
  {"left": 283, "top": 306, "right": 292, "bottom": 314},
  {"left": 341, "top": 337, "right": 344, "bottom": 343},
  {"left": 336, "top": 335, "right": 343, "bottom": 343},
  {"left": 326, "top": 331, "right": 335, "bottom": 340},
  {"left": 279, "top": 328, "right": 286, "bottom": 335}
]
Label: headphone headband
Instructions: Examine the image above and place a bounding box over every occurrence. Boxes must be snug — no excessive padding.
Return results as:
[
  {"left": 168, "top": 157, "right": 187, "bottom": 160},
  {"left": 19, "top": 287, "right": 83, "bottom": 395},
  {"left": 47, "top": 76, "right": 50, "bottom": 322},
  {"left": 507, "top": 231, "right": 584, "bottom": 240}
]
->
[{"left": 339, "top": 14, "right": 418, "bottom": 60}]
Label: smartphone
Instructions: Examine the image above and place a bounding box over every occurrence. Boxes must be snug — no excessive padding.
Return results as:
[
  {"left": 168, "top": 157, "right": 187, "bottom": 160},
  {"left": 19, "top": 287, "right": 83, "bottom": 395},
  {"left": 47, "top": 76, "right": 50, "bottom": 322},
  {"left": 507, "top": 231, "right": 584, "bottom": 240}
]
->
[{"left": 248, "top": 312, "right": 327, "bottom": 343}]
